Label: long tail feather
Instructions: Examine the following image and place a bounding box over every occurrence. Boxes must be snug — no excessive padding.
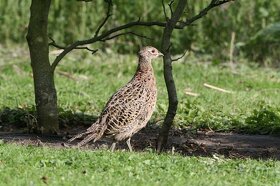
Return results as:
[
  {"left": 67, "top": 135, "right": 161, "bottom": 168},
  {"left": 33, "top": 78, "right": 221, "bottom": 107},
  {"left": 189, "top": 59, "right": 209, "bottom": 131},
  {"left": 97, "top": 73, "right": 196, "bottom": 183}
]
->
[
  {"left": 68, "top": 130, "right": 91, "bottom": 143},
  {"left": 68, "top": 121, "right": 107, "bottom": 146},
  {"left": 77, "top": 133, "right": 98, "bottom": 147}
]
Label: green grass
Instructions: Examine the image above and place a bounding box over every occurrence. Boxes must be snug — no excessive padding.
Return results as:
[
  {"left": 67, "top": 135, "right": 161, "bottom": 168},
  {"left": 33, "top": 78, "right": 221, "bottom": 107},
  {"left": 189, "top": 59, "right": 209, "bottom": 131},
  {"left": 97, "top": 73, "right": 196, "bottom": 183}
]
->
[
  {"left": 0, "top": 47, "right": 280, "bottom": 134},
  {"left": 0, "top": 143, "right": 279, "bottom": 186},
  {"left": 1, "top": 47, "right": 280, "bottom": 185}
]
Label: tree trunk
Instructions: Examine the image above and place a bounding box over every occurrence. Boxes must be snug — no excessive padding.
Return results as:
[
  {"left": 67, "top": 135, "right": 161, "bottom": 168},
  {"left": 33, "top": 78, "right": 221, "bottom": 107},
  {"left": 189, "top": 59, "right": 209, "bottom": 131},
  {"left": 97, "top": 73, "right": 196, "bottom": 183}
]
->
[
  {"left": 157, "top": 0, "right": 187, "bottom": 152},
  {"left": 26, "top": 0, "right": 59, "bottom": 134}
]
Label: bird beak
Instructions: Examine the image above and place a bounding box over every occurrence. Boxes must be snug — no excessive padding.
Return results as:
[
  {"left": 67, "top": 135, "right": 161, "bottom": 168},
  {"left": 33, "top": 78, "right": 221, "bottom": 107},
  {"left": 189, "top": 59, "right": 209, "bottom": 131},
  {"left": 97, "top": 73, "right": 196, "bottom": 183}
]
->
[{"left": 158, "top": 52, "right": 164, "bottom": 56}]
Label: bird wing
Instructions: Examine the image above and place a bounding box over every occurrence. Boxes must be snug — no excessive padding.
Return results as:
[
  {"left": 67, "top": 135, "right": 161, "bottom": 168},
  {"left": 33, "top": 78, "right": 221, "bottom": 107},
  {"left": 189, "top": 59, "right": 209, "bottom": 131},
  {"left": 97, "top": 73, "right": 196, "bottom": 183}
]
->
[{"left": 100, "top": 81, "right": 148, "bottom": 136}]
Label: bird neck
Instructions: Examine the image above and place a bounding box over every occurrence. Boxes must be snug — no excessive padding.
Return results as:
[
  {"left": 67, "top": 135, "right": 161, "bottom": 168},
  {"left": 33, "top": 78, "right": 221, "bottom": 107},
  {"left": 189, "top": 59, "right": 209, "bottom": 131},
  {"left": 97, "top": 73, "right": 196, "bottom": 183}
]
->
[
  {"left": 133, "top": 56, "right": 154, "bottom": 81},
  {"left": 138, "top": 56, "right": 152, "bottom": 72}
]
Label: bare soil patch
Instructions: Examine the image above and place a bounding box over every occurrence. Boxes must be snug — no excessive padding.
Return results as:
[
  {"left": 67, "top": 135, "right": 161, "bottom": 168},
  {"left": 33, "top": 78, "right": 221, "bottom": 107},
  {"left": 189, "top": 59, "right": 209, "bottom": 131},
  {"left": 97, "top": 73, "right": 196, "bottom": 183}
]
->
[{"left": 1, "top": 125, "right": 279, "bottom": 160}]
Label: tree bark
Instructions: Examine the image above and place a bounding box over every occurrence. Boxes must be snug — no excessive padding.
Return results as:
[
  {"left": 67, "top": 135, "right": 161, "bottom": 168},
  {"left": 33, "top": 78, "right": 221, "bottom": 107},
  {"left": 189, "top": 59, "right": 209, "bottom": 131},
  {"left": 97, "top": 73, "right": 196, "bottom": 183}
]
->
[
  {"left": 26, "top": 0, "right": 59, "bottom": 134},
  {"left": 157, "top": 0, "right": 187, "bottom": 152}
]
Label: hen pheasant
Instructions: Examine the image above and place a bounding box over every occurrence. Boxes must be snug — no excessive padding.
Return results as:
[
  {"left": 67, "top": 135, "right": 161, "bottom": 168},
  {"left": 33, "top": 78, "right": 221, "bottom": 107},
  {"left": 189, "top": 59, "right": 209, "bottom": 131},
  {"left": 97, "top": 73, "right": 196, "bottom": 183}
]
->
[{"left": 68, "top": 46, "right": 163, "bottom": 151}]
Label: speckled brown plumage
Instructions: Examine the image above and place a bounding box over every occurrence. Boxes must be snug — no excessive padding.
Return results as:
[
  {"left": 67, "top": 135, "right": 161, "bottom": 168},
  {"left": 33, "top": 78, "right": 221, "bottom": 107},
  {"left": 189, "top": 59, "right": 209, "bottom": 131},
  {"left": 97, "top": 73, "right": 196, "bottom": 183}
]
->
[{"left": 68, "top": 46, "right": 163, "bottom": 151}]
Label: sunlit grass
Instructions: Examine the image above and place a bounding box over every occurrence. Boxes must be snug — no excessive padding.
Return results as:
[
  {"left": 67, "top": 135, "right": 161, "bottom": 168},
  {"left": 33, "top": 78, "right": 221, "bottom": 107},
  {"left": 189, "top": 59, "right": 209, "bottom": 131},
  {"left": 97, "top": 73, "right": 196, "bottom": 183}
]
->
[
  {"left": 0, "top": 48, "right": 280, "bottom": 134},
  {"left": 0, "top": 143, "right": 279, "bottom": 185}
]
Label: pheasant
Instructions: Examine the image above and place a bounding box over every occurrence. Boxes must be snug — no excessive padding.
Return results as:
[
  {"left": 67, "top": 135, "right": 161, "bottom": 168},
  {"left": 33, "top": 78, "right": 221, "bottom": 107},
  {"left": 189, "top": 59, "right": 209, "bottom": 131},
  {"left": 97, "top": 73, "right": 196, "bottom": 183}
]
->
[{"left": 68, "top": 46, "right": 163, "bottom": 151}]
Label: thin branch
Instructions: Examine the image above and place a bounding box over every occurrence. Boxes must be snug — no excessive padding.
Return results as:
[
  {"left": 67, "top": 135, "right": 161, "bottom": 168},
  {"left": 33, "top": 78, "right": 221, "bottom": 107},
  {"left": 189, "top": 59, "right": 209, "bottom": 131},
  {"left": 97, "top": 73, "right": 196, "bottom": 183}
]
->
[
  {"left": 94, "top": 0, "right": 112, "bottom": 38},
  {"left": 78, "top": 47, "right": 98, "bottom": 54},
  {"left": 51, "top": 0, "right": 234, "bottom": 72},
  {"left": 50, "top": 20, "right": 173, "bottom": 72},
  {"left": 162, "top": 0, "right": 168, "bottom": 21},
  {"left": 177, "top": 0, "right": 234, "bottom": 28},
  {"left": 48, "top": 36, "right": 64, "bottom": 48},
  {"left": 168, "top": 0, "right": 175, "bottom": 16},
  {"left": 49, "top": 36, "right": 98, "bottom": 54},
  {"left": 171, "top": 50, "right": 188, "bottom": 62},
  {"left": 214, "top": 0, "right": 233, "bottom": 6},
  {"left": 101, "top": 31, "right": 152, "bottom": 41}
]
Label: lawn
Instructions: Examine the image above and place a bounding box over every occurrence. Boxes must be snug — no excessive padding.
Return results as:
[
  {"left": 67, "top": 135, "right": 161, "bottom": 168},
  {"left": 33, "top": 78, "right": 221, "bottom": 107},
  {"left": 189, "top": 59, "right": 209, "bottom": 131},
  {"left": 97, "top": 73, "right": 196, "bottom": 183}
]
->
[
  {"left": 1, "top": 47, "right": 280, "bottom": 185},
  {"left": 0, "top": 143, "right": 279, "bottom": 186},
  {"left": 0, "top": 47, "right": 280, "bottom": 134}
]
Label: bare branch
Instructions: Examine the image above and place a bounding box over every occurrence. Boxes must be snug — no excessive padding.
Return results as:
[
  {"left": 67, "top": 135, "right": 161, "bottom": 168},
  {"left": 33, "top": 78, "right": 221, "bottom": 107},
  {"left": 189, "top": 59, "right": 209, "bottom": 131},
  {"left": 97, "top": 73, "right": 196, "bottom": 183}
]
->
[
  {"left": 168, "top": 0, "right": 175, "bottom": 16},
  {"left": 50, "top": 43, "right": 98, "bottom": 71},
  {"left": 50, "top": 0, "right": 234, "bottom": 72},
  {"left": 162, "top": 0, "right": 168, "bottom": 21},
  {"left": 177, "top": 0, "right": 234, "bottom": 28},
  {"left": 50, "top": 19, "right": 173, "bottom": 72},
  {"left": 213, "top": 0, "right": 233, "bottom": 6},
  {"left": 101, "top": 31, "right": 152, "bottom": 41},
  {"left": 77, "top": 47, "right": 98, "bottom": 54},
  {"left": 49, "top": 36, "right": 98, "bottom": 54},
  {"left": 171, "top": 50, "right": 188, "bottom": 62},
  {"left": 94, "top": 0, "right": 112, "bottom": 38},
  {"left": 48, "top": 36, "right": 64, "bottom": 48}
]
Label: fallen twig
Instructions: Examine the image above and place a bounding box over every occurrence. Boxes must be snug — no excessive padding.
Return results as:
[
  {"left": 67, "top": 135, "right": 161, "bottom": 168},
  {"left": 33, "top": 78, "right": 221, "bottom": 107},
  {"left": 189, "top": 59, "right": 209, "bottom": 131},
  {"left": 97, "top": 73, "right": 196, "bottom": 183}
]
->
[
  {"left": 185, "top": 91, "right": 199, "bottom": 97},
  {"left": 203, "top": 83, "right": 232, "bottom": 93}
]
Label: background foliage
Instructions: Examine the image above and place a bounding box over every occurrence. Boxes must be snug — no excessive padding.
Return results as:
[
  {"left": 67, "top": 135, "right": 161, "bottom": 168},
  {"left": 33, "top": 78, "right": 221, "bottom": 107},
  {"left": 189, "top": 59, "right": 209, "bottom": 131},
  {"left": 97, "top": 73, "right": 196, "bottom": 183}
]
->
[
  {"left": 0, "top": 0, "right": 279, "bottom": 134},
  {"left": 0, "top": 0, "right": 279, "bottom": 65}
]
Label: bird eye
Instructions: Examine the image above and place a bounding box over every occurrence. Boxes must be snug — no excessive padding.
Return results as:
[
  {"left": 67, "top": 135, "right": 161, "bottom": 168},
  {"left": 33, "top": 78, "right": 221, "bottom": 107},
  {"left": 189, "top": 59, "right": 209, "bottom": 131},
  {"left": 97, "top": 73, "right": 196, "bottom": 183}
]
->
[{"left": 151, "top": 49, "right": 155, "bottom": 53}]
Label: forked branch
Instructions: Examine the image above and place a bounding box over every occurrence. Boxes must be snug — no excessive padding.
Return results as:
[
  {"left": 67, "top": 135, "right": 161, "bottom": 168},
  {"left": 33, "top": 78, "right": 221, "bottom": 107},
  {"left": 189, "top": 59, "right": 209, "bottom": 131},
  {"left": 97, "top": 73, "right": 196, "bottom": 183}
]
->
[
  {"left": 51, "top": 0, "right": 234, "bottom": 72},
  {"left": 94, "top": 0, "right": 112, "bottom": 38},
  {"left": 168, "top": 0, "right": 175, "bottom": 16},
  {"left": 101, "top": 31, "right": 152, "bottom": 41},
  {"left": 49, "top": 36, "right": 97, "bottom": 54},
  {"left": 157, "top": 0, "right": 234, "bottom": 152},
  {"left": 177, "top": 0, "right": 234, "bottom": 27},
  {"left": 50, "top": 19, "right": 171, "bottom": 72},
  {"left": 162, "top": 0, "right": 168, "bottom": 21}
]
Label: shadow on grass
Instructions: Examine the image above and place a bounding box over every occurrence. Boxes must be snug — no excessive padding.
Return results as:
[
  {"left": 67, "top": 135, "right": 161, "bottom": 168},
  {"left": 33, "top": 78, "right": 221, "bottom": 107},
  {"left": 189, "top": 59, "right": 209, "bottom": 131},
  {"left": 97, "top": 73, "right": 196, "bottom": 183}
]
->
[
  {"left": 0, "top": 107, "right": 98, "bottom": 132},
  {"left": 0, "top": 106, "right": 280, "bottom": 160}
]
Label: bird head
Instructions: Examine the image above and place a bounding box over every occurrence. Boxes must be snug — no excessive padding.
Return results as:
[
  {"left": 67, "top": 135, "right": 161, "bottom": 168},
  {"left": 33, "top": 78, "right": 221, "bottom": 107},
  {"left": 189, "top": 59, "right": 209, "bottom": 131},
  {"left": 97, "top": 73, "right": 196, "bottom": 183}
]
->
[{"left": 138, "top": 46, "right": 164, "bottom": 60}]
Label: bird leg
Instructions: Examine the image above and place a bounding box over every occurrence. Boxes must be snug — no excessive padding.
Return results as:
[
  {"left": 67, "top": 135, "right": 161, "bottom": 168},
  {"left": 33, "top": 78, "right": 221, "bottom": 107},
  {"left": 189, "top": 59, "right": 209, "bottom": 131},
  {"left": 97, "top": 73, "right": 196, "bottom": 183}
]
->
[
  {"left": 110, "top": 142, "right": 117, "bottom": 152},
  {"left": 126, "top": 138, "right": 133, "bottom": 152}
]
